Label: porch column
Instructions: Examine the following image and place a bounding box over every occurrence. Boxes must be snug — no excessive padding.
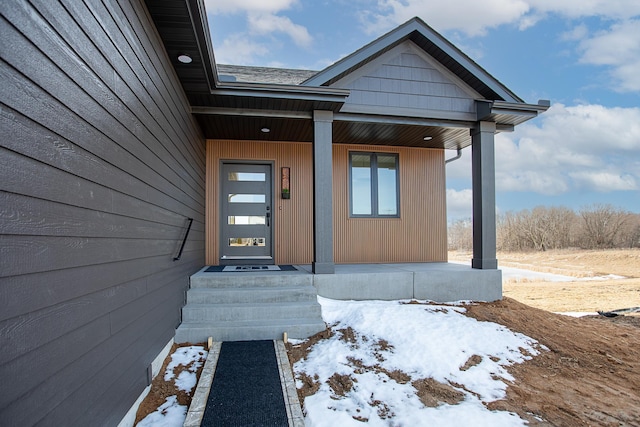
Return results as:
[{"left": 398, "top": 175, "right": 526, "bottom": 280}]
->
[
  {"left": 471, "top": 121, "right": 498, "bottom": 269},
  {"left": 312, "top": 110, "right": 335, "bottom": 274}
]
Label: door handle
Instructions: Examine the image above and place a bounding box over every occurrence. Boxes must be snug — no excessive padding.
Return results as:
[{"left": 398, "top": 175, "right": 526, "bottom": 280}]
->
[{"left": 266, "top": 212, "right": 270, "bottom": 227}]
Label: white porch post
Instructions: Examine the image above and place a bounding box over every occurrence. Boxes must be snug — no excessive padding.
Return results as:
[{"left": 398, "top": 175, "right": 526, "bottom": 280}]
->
[
  {"left": 312, "top": 110, "right": 335, "bottom": 274},
  {"left": 471, "top": 121, "right": 498, "bottom": 269}
]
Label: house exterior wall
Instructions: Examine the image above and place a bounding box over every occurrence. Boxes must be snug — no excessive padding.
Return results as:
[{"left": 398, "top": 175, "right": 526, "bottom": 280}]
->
[
  {"left": 0, "top": 1, "right": 205, "bottom": 425},
  {"left": 206, "top": 140, "right": 447, "bottom": 265},
  {"left": 333, "top": 144, "right": 448, "bottom": 263},
  {"left": 206, "top": 140, "right": 315, "bottom": 265}
]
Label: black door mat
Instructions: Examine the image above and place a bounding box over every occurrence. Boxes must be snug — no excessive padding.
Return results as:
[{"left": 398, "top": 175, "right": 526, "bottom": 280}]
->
[
  {"left": 201, "top": 340, "right": 288, "bottom": 427},
  {"left": 204, "top": 265, "right": 298, "bottom": 272}
]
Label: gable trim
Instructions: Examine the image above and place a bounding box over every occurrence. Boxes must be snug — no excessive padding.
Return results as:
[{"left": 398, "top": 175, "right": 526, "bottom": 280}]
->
[{"left": 302, "top": 17, "right": 522, "bottom": 103}]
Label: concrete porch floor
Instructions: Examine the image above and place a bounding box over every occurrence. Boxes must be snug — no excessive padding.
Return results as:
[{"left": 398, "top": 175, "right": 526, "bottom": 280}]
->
[{"left": 195, "top": 262, "right": 502, "bottom": 303}]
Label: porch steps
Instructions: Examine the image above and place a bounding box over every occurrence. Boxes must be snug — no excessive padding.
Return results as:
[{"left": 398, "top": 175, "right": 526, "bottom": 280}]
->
[{"left": 175, "top": 271, "right": 326, "bottom": 343}]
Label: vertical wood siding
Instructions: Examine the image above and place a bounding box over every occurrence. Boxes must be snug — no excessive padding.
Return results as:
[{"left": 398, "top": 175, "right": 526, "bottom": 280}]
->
[
  {"left": 206, "top": 141, "right": 447, "bottom": 265},
  {"left": 333, "top": 144, "right": 447, "bottom": 263},
  {"left": 206, "top": 140, "right": 314, "bottom": 265},
  {"left": 0, "top": 1, "right": 205, "bottom": 425}
]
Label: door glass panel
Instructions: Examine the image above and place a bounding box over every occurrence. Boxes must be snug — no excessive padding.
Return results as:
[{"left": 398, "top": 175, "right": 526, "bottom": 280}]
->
[
  {"left": 351, "top": 154, "right": 372, "bottom": 215},
  {"left": 228, "top": 194, "right": 265, "bottom": 203},
  {"left": 228, "top": 216, "right": 266, "bottom": 225},
  {"left": 377, "top": 154, "right": 398, "bottom": 215},
  {"left": 228, "top": 172, "right": 266, "bottom": 182},
  {"left": 228, "top": 237, "right": 266, "bottom": 247}
]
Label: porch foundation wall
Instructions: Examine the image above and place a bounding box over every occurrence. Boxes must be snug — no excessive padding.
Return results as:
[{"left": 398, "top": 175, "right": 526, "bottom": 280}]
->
[{"left": 306, "top": 264, "right": 502, "bottom": 302}]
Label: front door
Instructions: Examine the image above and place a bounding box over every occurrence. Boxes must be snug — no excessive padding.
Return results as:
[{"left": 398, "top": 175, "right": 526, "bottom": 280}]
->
[{"left": 220, "top": 163, "right": 273, "bottom": 264}]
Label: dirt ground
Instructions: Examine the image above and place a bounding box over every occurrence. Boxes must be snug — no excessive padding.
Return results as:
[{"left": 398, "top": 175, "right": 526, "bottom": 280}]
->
[{"left": 466, "top": 298, "right": 640, "bottom": 426}]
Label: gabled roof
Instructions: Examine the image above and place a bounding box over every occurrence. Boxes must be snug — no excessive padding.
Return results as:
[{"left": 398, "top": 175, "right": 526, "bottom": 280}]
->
[{"left": 303, "top": 17, "right": 523, "bottom": 103}]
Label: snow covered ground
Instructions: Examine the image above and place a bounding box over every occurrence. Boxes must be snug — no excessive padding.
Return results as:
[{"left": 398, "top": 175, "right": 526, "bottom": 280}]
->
[
  {"left": 292, "top": 298, "right": 545, "bottom": 426},
  {"left": 449, "top": 260, "right": 626, "bottom": 282},
  {"left": 141, "top": 262, "right": 619, "bottom": 426}
]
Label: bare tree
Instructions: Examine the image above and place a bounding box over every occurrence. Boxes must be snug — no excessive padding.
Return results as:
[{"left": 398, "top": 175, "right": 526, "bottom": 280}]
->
[
  {"left": 497, "top": 206, "right": 577, "bottom": 251},
  {"left": 578, "top": 204, "right": 629, "bottom": 249},
  {"left": 448, "top": 219, "right": 473, "bottom": 251}
]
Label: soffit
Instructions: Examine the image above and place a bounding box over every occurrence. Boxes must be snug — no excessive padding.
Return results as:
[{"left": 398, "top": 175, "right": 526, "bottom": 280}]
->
[{"left": 196, "top": 114, "right": 473, "bottom": 149}]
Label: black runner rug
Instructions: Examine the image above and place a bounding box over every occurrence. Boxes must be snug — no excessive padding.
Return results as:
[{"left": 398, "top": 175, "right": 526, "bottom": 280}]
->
[{"left": 201, "top": 340, "right": 288, "bottom": 427}]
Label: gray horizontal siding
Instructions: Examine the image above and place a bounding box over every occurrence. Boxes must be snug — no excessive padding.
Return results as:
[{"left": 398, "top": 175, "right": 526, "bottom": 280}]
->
[
  {"left": 0, "top": 0, "right": 205, "bottom": 425},
  {"left": 336, "top": 41, "right": 477, "bottom": 117}
]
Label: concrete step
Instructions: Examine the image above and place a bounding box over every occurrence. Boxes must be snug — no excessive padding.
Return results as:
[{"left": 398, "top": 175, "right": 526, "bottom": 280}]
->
[
  {"left": 186, "top": 286, "right": 318, "bottom": 304},
  {"left": 190, "top": 273, "right": 313, "bottom": 289},
  {"left": 175, "top": 318, "right": 326, "bottom": 343},
  {"left": 182, "top": 301, "right": 322, "bottom": 322}
]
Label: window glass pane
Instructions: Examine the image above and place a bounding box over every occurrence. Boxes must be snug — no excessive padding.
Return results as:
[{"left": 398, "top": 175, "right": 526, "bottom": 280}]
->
[
  {"left": 351, "top": 154, "right": 371, "bottom": 215},
  {"left": 228, "top": 194, "right": 265, "bottom": 203},
  {"left": 228, "top": 216, "right": 266, "bottom": 224},
  {"left": 229, "top": 238, "right": 265, "bottom": 246},
  {"left": 228, "top": 173, "right": 265, "bottom": 181},
  {"left": 377, "top": 154, "right": 398, "bottom": 215}
]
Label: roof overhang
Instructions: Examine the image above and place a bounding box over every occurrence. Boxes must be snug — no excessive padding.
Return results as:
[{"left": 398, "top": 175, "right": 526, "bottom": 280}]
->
[{"left": 146, "top": 2, "right": 549, "bottom": 149}]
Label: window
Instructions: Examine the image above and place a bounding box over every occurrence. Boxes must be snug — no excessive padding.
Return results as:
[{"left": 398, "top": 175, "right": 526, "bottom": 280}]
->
[{"left": 350, "top": 152, "right": 399, "bottom": 217}]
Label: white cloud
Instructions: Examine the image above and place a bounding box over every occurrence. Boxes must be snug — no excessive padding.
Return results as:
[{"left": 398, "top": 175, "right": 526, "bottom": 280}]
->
[
  {"left": 494, "top": 103, "right": 640, "bottom": 194},
  {"left": 214, "top": 33, "right": 269, "bottom": 64},
  {"left": 527, "top": 0, "right": 640, "bottom": 20},
  {"left": 446, "top": 188, "right": 473, "bottom": 219},
  {"left": 360, "top": 0, "right": 531, "bottom": 36},
  {"left": 205, "top": 0, "right": 311, "bottom": 64},
  {"left": 359, "top": 0, "right": 640, "bottom": 37},
  {"left": 576, "top": 19, "right": 640, "bottom": 92},
  {"left": 569, "top": 171, "right": 638, "bottom": 192},
  {"left": 247, "top": 13, "right": 312, "bottom": 47},
  {"left": 561, "top": 24, "right": 588, "bottom": 41},
  {"left": 204, "top": 0, "right": 299, "bottom": 14}
]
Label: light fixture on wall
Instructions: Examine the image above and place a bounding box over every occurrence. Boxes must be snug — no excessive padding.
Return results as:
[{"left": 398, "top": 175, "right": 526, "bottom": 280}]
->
[
  {"left": 261, "top": 127, "right": 271, "bottom": 133},
  {"left": 281, "top": 167, "right": 290, "bottom": 199},
  {"left": 177, "top": 54, "right": 192, "bottom": 64}
]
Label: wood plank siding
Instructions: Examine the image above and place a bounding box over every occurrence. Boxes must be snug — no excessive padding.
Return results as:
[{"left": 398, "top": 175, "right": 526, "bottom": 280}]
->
[
  {"left": 0, "top": 0, "right": 205, "bottom": 425},
  {"left": 206, "top": 140, "right": 446, "bottom": 265}
]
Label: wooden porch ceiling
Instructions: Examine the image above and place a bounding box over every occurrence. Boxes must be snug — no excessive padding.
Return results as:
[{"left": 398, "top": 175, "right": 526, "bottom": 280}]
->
[{"left": 194, "top": 113, "right": 472, "bottom": 149}]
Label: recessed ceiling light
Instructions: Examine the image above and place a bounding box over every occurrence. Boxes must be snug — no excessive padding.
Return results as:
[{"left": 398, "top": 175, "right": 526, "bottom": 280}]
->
[
  {"left": 423, "top": 136, "right": 433, "bottom": 141},
  {"left": 177, "top": 54, "right": 192, "bottom": 64},
  {"left": 261, "top": 127, "right": 271, "bottom": 133}
]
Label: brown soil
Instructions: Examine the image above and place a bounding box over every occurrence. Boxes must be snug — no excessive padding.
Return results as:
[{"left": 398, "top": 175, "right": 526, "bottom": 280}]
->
[
  {"left": 411, "top": 377, "right": 465, "bottom": 407},
  {"left": 465, "top": 297, "right": 640, "bottom": 426},
  {"left": 134, "top": 343, "right": 206, "bottom": 425}
]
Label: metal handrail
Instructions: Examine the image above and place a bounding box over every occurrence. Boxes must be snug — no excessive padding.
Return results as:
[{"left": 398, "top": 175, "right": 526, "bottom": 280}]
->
[{"left": 173, "top": 218, "right": 193, "bottom": 261}]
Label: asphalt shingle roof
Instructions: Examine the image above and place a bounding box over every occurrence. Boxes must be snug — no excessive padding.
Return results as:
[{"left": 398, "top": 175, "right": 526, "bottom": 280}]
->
[{"left": 217, "top": 64, "right": 318, "bottom": 85}]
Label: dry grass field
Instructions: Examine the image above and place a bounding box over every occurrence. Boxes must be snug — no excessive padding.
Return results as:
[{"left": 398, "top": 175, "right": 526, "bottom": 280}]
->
[{"left": 449, "top": 249, "right": 640, "bottom": 313}]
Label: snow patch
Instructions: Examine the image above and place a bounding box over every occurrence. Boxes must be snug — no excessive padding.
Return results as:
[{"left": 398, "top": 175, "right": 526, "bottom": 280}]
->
[
  {"left": 163, "top": 346, "right": 207, "bottom": 384},
  {"left": 293, "top": 298, "right": 544, "bottom": 426},
  {"left": 136, "top": 396, "right": 187, "bottom": 427}
]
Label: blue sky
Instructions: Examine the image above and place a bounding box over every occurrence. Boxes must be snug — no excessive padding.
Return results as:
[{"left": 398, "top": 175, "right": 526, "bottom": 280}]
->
[{"left": 204, "top": 0, "right": 640, "bottom": 220}]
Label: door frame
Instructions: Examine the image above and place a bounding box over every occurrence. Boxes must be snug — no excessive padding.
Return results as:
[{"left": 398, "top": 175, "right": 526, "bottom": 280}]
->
[{"left": 219, "top": 160, "right": 275, "bottom": 265}]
